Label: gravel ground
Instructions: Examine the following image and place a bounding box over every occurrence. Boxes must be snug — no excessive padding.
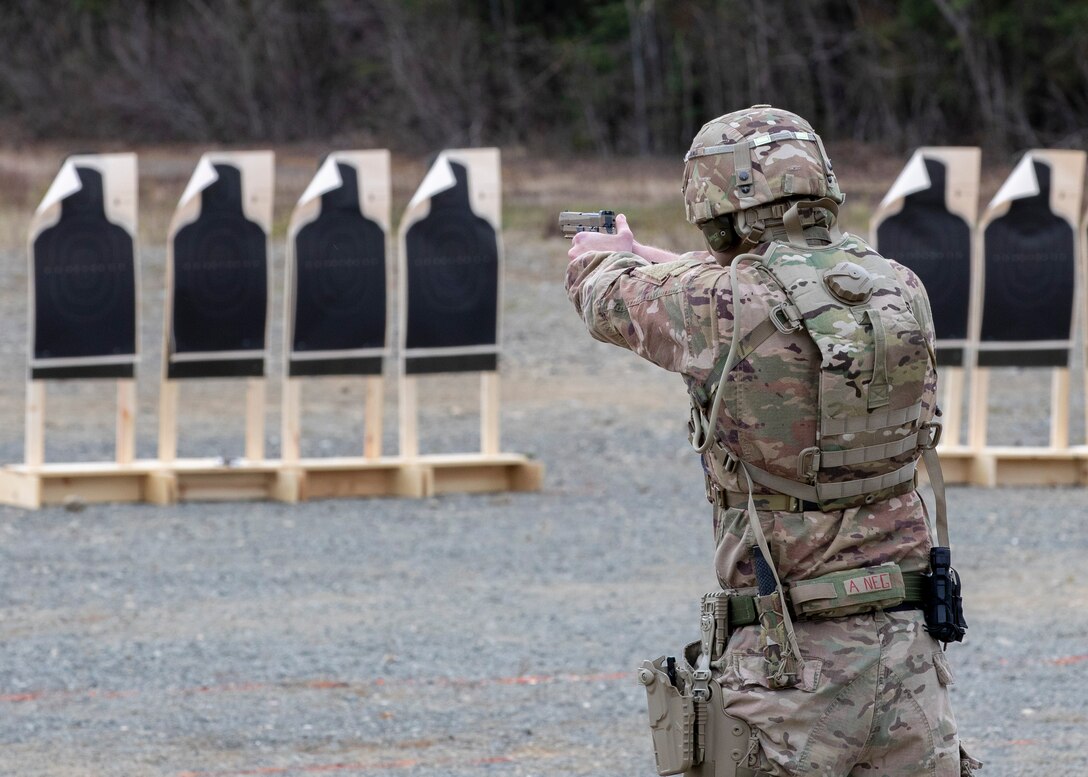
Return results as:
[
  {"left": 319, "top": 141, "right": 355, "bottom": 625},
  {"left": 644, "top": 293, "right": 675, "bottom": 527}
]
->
[{"left": 0, "top": 161, "right": 1086, "bottom": 776}]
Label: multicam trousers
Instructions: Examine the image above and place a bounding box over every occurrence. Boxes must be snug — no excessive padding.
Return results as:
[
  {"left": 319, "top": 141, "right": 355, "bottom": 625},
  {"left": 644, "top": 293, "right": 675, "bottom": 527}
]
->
[{"left": 715, "top": 609, "right": 977, "bottom": 777}]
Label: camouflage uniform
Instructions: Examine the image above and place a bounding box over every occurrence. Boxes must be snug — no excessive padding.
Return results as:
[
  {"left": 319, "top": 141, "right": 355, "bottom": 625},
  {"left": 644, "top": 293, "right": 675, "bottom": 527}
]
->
[{"left": 566, "top": 238, "right": 976, "bottom": 775}]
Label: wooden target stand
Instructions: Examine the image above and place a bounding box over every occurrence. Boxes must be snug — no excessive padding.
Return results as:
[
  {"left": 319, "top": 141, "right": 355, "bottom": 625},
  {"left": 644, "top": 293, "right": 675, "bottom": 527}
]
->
[
  {"left": 277, "top": 150, "right": 428, "bottom": 501},
  {"left": 871, "top": 147, "right": 982, "bottom": 484},
  {"left": 396, "top": 148, "right": 542, "bottom": 494},
  {"left": 1, "top": 149, "right": 542, "bottom": 509},
  {"left": 964, "top": 149, "right": 1088, "bottom": 486},
  {"left": 0, "top": 153, "right": 151, "bottom": 509},
  {"left": 146, "top": 151, "right": 285, "bottom": 505}
]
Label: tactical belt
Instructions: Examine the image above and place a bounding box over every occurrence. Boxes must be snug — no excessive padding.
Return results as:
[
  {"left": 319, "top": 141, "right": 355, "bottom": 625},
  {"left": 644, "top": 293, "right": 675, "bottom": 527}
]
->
[
  {"left": 725, "top": 571, "right": 928, "bottom": 629},
  {"left": 720, "top": 482, "right": 914, "bottom": 513},
  {"left": 722, "top": 491, "right": 818, "bottom": 512}
]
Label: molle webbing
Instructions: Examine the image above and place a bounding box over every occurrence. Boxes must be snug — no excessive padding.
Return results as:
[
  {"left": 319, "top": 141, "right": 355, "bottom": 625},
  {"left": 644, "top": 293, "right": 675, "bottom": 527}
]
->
[
  {"left": 821, "top": 402, "right": 923, "bottom": 436},
  {"left": 742, "top": 459, "right": 918, "bottom": 503},
  {"left": 816, "top": 432, "right": 920, "bottom": 469},
  {"left": 693, "top": 235, "right": 932, "bottom": 512}
]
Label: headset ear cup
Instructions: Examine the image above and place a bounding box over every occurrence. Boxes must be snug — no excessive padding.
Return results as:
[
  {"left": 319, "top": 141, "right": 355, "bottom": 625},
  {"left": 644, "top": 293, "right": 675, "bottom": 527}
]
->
[{"left": 700, "top": 217, "right": 736, "bottom": 253}]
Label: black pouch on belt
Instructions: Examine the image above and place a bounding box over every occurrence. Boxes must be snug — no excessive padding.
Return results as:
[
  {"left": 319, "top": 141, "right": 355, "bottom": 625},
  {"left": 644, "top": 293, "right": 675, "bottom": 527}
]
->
[{"left": 923, "top": 546, "right": 967, "bottom": 645}]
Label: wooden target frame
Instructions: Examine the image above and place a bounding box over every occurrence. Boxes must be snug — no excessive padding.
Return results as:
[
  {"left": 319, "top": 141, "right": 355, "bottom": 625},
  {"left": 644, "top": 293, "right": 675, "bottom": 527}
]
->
[
  {"left": 151, "top": 151, "right": 277, "bottom": 502},
  {"left": 965, "top": 149, "right": 1086, "bottom": 485},
  {"left": 395, "top": 149, "right": 541, "bottom": 493},
  {"left": 23, "top": 153, "right": 140, "bottom": 468},
  {"left": 281, "top": 151, "right": 392, "bottom": 466},
  {"left": 0, "top": 147, "right": 543, "bottom": 508},
  {"left": 0, "top": 154, "right": 146, "bottom": 508},
  {"left": 871, "top": 147, "right": 980, "bottom": 460}
]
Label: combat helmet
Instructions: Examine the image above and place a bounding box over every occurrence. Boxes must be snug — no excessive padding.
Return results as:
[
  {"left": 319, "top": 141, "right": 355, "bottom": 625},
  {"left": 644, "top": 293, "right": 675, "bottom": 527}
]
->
[{"left": 682, "top": 105, "right": 844, "bottom": 251}]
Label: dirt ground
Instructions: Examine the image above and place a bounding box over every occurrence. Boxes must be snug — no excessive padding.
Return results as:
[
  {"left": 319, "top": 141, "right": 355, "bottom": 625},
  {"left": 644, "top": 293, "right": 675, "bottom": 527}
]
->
[{"left": 0, "top": 147, "right": 1085, "bottom": 776}]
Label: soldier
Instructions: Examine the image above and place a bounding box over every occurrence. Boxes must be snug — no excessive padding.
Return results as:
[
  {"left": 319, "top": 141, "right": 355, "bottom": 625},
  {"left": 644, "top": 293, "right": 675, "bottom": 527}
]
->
[{"left": 565, "top": 106, "right": 979, "bottom": 777}]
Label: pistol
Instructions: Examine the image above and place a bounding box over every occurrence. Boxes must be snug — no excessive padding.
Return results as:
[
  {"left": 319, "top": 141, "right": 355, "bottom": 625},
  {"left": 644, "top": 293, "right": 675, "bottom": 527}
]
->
[{"left": 558, "top": 210, "right": 616, "bottom": 239}]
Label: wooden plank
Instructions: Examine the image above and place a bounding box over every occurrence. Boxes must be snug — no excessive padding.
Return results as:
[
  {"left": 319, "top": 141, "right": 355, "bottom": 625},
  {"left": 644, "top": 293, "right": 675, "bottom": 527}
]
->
[
  {"left": 39, "top": 472, "right": 145, "bottom": 506},
  {"left": 245, "top": 378, "right": 265, "bottom": 461},
  {"left": 1050, "top": 367, "right": 1070, "bottom": 449},
  {"left": 294, "top": 456, "right": 423, "bottom": 498},
  {"left": 24, "top": 380, "right": 45, "bottom": 467},
  {"left": 146, "top": 470, "right": 177, "bottom": 506},
  {"left": 272, "top": 466, "right": 303, "bottom": 503},
  {"left": 429, "top": 460, "right": 544, "bottom": 495},
  {"left": 967, "top": 367, "right": 989, "bottom": 450},
  {"left": 940, "top": 367, "right": 964, "bottom": 448},
  {"left": 116, "top": 379, "right": 136, "bottom": 465},
  {"left": 480, "top": 371, "right": 500, "bottom": 455},
  {"left": 424, "top": 453, "right": 544, "bottom": 495},
  {"left": 968, "top": 451, "right": 997, "bottom": 487},
  {"left": 174, "top": 471, "right": 278, "bottom": 502},
  {"left": 987, "top": 446, "right": 1084, "bottom": 486},
  {"left": 301, "top": 466, "right": 400, "bottom": 500},
  {"left": 0, "top": 468, "right": 41, "bottom": 509},
  {"left": 399, "top": 374, "right": 419, "bottom": 458},
  {"left": 364, "top": 375, "right": 383, "bottom": 459},
  {"left": 281, "top": 378, "right": 301, "bottom": 463},
  {"left": 158, "top": 379, "right": 179, "bottom": 462},
  {"left": 11, "top": 460, "right": 159, "bottom": 475}
]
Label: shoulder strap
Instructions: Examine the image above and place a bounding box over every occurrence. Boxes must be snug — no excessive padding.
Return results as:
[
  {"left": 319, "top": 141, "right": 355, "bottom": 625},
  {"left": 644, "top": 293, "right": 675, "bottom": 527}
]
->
[
  {"left": 689, "top": 253, "right": 777, "bottom": 453},
  {"left": 921, "top": 445, "right": 950, "bottom": 548}
]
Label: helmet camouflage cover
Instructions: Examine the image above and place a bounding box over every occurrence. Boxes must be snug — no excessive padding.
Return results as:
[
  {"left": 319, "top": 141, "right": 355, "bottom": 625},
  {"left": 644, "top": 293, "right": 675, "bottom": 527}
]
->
[{"left": 682, "top": 105, "right": 844, "bottom": 224}]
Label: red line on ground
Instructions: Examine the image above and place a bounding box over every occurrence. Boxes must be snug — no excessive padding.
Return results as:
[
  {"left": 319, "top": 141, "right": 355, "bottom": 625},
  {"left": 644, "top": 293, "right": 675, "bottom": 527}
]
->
[{"left": 1049, "top": 654, "right": 1088, "bottom": 666}]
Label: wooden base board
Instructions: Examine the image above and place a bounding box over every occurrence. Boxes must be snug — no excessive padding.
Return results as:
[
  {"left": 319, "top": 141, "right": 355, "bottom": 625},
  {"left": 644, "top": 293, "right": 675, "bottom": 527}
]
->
[
  {"left": 0, "top": 461, "right": 160, "bottom": 509},
  {"left": 974, "top": 446, "right": 1088, "bottom": 487},
  {"left": 146, "top": 459, "right": 287, "bottom": 505},
  {"left": 0, "top": 453, "right": 545, "bottom": 509},
  {"left": 289, "top": 458, "right": 431, "bottom": 501},
  {"left": 422, "top": 453, "right": 544, "bottom": 495},
  {"left": 932, "top": 446, "right": 1088, "bottom": 487}
]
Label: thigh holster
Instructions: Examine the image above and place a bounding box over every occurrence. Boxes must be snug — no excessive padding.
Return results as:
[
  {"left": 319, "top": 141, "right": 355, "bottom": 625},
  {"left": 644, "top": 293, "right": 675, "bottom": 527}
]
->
[{"left": 639, "top": 652, "right": 772, "bottom": 777}]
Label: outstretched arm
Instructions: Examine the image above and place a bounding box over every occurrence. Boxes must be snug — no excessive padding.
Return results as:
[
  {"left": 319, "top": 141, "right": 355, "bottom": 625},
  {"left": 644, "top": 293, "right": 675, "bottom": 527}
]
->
[
  {"left": 568, "top": 213, "right": 711, "bottom": 265},
  {"left": 565, "top": 214, "right": 730, "bottom": 380}
]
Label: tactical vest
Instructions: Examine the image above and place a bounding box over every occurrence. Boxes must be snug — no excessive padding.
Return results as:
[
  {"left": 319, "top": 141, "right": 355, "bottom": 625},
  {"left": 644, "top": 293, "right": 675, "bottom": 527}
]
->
[{"left": 691, "top": 234, "right": 938, "bottom": 512}]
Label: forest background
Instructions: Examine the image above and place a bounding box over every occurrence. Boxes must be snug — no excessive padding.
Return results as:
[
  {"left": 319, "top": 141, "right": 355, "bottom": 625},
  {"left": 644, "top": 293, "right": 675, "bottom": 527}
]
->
[{"left": 2, "top": 0, "right": 1086, "bottom": 157}]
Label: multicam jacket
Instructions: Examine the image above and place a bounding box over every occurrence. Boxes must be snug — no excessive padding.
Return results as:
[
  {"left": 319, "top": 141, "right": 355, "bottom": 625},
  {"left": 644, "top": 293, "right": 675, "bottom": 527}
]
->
[{"left": 566, "top": 238, "right": 939, "bottom": 591}]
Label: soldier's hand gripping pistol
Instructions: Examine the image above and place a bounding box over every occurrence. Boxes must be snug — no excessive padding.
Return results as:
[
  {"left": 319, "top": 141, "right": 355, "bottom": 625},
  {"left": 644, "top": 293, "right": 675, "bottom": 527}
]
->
[{"left": 558, "top": 210, "right": 616, "bottom": 238}]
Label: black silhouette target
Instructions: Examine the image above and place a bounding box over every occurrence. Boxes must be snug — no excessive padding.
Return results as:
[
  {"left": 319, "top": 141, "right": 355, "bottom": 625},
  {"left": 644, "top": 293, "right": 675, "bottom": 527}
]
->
[
  {"left": 32, "top": 166, "right": 136, "bottom": 379},
  {"left": 290, "top": 163, "right": 386, "bottom": 377},
  {"left": 876, "top": 159, "right": 971, "bottom": 366},
  {"left": 979, "top": 161, "right": 1075, "bottom": 367},
  {"left": 404, "top": 162, "right": 498, "bottom": 374},
  {"left": 170, "top": 163, "right": 267, "bottom": 379}
]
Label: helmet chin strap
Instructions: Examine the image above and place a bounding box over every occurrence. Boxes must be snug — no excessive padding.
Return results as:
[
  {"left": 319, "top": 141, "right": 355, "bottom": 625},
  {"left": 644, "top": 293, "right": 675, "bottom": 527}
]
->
[{"left": 783, "top": 197, "right": 843, "bottom": 244}]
